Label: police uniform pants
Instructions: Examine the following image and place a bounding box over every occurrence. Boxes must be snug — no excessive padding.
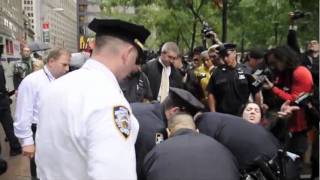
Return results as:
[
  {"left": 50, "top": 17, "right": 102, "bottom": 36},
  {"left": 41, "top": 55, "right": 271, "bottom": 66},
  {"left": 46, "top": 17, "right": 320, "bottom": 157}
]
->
[
  {"left": 30, "top": 124, "right": 38, "bottom": 179},
  {"left": 0, "top": 107, "right": 20, "bottom": 150}
]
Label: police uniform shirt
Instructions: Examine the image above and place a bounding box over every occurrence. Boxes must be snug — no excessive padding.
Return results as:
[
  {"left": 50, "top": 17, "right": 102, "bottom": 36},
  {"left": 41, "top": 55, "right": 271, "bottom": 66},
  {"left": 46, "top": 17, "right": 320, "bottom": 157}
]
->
[
  {"left": 196, "top": 112, "right": 280, "bottom": 170},
  {"left": 142, "top": 128, "right": 240, "bottom": 180},
  {"left": 130, "top": 102, "right": 167, "bottom": 179},
  {"left": 36, "top": 59, "right": 139, "bottom": 180},
  {"left": 14, "top": 65, "right": 55, "bottom": 146},
  {"left": 207, "top": 64, "right": 251, "bottom": 115}
]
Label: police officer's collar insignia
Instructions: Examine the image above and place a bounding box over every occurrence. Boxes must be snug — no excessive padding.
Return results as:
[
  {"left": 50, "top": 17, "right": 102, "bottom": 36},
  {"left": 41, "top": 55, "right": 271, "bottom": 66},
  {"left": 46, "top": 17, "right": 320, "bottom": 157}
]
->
[
  {"left": 155, "top": 133, "right": 164, "bottom": 144},
  {"left": 113, "top": 106, "right": 131, "bottom": 138}
]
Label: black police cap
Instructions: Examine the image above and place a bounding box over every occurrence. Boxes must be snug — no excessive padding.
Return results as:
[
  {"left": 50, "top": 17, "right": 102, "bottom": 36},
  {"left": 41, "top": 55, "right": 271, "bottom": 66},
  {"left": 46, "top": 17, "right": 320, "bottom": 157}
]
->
[
  {"left": 88, "top": 18, "right": 150, "bottom": 63},
  {"left": 248, "top": 49, "right": 264, "bottom": 59},
  {"left": 168, "top": 87, "right": 205, "bottom": 116},
  {"left": 217, "top": 43, "right": 237, "bottom": 57}
]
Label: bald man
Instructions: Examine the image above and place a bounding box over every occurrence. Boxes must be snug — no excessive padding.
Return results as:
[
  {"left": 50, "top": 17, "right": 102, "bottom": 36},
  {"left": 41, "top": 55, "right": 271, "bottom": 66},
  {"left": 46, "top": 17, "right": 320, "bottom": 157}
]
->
[{"left": 142, "top": 113, "right": 239, "bottom": 180}]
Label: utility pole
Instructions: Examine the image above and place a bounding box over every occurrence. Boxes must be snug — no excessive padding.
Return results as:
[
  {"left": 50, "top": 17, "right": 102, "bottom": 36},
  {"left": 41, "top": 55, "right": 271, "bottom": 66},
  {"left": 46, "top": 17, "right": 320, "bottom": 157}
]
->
[{"left": 222, "top": 0, "right": 228, "bottom": 42}]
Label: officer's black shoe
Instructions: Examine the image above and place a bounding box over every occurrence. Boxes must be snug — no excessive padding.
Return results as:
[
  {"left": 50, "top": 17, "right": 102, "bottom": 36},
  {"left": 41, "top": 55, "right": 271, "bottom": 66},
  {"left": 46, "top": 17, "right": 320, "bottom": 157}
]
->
[
  {"left": 0, "top": 158, "right": 7, "bottom": 175},
  {"left": 10, "top": 147, "right": 22, "bottom": 156}
]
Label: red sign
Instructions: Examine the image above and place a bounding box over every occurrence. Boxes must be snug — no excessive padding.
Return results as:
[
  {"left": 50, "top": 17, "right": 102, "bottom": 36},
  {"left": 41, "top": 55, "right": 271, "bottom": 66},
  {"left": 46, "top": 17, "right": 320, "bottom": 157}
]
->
[{"left": 42, "top": 22, "right": 49, "bottom": 30}]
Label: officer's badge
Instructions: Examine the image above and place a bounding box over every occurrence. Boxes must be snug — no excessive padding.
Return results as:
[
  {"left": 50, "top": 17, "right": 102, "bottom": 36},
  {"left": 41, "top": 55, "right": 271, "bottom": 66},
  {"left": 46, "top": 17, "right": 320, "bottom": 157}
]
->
[
  {"left": 113, "top": 106, "right": 131, "bottom": 138},
  {"left": 155, "top": 133, "right": 164, "bottom": 144},
  {"left": 239, "top": 74, "right": 246, "bottom": 79}
]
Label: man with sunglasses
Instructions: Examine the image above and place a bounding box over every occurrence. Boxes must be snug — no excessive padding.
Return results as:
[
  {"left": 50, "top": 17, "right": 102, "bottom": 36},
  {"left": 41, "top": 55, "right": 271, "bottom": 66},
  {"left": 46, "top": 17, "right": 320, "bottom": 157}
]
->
[{"left": 207, "top": 43, "right": 261, "bottom": 115}]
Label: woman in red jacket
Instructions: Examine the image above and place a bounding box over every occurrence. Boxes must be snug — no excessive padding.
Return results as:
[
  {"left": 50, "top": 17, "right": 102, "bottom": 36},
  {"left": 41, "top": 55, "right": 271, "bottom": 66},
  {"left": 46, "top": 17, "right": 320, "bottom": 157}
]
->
[{"left": 264, "top": 45, "right": 313, "bottom": 157}]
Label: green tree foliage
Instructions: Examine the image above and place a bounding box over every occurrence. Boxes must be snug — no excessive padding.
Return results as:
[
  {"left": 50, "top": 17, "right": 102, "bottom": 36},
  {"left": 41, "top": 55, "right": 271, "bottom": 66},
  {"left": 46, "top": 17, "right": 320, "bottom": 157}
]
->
[{"left": 101, "top": 0, "right": 319, "bottom": 53}]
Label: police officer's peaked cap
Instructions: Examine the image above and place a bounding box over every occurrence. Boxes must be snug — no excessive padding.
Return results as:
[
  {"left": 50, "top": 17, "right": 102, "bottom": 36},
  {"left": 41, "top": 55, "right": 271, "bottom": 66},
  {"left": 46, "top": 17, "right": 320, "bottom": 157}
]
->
[
  {"left": 217, "top": 43, "right": 236, "bottom": 57},
  {"left": 88, "top": 18, "right": 150, "bottom": 62},
  {"left": 168, "top": 87, "right": 205, "bottom": 116}
]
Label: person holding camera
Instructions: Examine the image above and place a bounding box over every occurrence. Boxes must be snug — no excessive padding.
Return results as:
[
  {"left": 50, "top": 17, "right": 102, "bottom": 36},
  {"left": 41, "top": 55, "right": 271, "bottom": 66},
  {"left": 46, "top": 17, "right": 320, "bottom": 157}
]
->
[
  {"left": 264, "top": 46, "right": 313, "bottom": 160},
  {"left": 287, "top": 11, "right": 319, "bottom": 110}
]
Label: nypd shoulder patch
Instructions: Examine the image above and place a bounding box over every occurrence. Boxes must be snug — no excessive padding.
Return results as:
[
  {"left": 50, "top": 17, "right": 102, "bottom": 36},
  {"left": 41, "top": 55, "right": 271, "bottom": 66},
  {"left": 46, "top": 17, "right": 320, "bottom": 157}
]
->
[{"left": 113, "top": 106, "right": 131, "bottom": 138}]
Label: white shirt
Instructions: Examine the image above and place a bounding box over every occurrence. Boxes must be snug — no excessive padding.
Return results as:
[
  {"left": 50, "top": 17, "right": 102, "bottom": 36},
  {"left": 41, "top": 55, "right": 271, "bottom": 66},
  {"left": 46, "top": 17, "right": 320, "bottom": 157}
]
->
[
  {"left": 158, "top": 58, "right": 171, "bottom": 76},
  {"left": 14, "top": 65, "right": 55, "bottom": 146},
  {"left": 157, "top": 58, "right": 171, "bottom": 101},
  {"left": 36, "top": 59, "right": 139, "bottom": 180}
]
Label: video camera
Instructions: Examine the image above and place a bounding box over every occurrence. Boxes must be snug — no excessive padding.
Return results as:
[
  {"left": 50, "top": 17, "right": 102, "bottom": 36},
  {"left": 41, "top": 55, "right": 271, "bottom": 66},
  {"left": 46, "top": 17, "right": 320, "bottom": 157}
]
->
[
  {"left": 291, "top": 10, "right": 311, "bottom": 20},
  {"left": 293, "top": 92, "right": 312, "bottom": 108},
  {"left": 250, "top": 68, "right": 273, "bottom": 89},
  {"left": 201, "top": 21, "right": 215, "bottom": 39},
  {"left": 178, "top": 55, "right": 194, "bottom": 76}
]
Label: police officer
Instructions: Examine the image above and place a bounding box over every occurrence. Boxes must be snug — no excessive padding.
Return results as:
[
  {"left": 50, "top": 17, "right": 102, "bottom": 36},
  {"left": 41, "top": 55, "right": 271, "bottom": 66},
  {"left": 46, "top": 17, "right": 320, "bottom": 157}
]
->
[
  {"left": 142, "top": 113, "right": 239, "bottom": 180},
  {"left": 207, "top": 43, "right": 261, "bottom": 115},
  {"left": 0, "top": 45, "right": 21, "bottom": 156},
  {"left": 132, "top": 87, "right": 205, "bottom": 179},
  {"left": 196, "top": 112, "right": 300, "bottom": 180},
  {"left": 120, "top": 64, "right": 153, "bottom": 103},
  {"left": 36, "top": 18, "right": 150, "bottom": 180}
]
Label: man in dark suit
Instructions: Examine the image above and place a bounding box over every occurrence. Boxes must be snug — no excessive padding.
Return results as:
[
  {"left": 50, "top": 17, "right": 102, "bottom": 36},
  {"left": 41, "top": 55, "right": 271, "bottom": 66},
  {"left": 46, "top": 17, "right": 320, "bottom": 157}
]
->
[
  {"left": 142, "top": 113, "right": 239, "bottom": 180},
  {"left": 142, "top": 42, "right": 183, "bottom": 102}
]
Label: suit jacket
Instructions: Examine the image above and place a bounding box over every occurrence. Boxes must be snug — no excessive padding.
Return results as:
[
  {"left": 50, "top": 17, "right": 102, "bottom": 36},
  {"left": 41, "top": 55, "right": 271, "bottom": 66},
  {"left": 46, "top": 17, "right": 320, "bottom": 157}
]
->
[{"left": 142, "top": 58, "right": 183, "bottom": 100}]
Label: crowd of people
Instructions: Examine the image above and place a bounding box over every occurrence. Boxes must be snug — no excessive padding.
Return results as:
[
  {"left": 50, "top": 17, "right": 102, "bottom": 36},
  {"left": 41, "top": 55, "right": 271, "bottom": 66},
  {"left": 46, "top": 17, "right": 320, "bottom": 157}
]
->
[{"left": 0, "top": 14, "right": 318, "bottom": 180}]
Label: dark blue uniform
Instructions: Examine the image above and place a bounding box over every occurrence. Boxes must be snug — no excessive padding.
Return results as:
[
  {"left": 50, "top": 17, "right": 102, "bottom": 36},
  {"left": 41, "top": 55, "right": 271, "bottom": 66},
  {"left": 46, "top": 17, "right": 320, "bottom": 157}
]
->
[
  {"left": 207, "top": 65, "right": 256, "bottom": 115},
  {"left": 196, "top": 112, "right": 279, "bottom": 171},
  {"left": 131, "top": 102, "right": 167, "bottom": 179},
  {"left": 142, "top": 129, "right": 239, "bottom": 180},
  {"left": 120, "top": 71, "right": 153, "bottom": 103},
  {"left": 0, "top": 63, "right": 21, "bottom": 155}
]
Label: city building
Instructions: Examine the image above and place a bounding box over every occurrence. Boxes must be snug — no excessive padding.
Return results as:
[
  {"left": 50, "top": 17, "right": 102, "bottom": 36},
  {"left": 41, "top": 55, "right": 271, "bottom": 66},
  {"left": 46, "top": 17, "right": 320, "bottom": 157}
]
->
[
  {"left": 23, "top": 0, "right": 78, "bottom": 52},
  {"left": 0, "top": 0, "right": 25, "bottom": 90},
  {"left": 78, "top": 0, "right": 102, "bottom": 51},
  {"left": 0, "top": 0, "right": 25, "bottom": 61}
]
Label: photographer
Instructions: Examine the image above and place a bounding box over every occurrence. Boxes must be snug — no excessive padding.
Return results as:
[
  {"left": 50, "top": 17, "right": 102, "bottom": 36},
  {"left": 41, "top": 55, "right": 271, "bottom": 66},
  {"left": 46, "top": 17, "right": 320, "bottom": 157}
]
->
[
  {"left": 172, "top": 54, "right": 204, "bottom": 101},
  {"left": 264, "top": 46, "right": 313, "bottom": 159},
  {"left": 287, "top": 11, "right": 319, "bottom": 110}
]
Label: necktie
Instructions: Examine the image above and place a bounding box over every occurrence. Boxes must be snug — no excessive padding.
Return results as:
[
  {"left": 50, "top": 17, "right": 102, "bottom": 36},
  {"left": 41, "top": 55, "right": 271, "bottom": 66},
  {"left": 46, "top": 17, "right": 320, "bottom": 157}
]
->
[{"left": 158, "top": 66, "right": 169, "bottom": 102}]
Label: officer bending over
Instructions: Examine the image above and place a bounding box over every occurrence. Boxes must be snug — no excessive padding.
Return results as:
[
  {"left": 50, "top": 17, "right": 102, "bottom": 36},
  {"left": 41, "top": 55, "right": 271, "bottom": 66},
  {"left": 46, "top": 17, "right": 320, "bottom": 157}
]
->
[
  {"left": 196, "top": 112, "right": 299, "bottom": 180},
  {"left": 132, "top": 87, "right": 204, "bottom": 179},
  {"left": 142, "top": 113, "right": 240, "bottom": 180}
]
